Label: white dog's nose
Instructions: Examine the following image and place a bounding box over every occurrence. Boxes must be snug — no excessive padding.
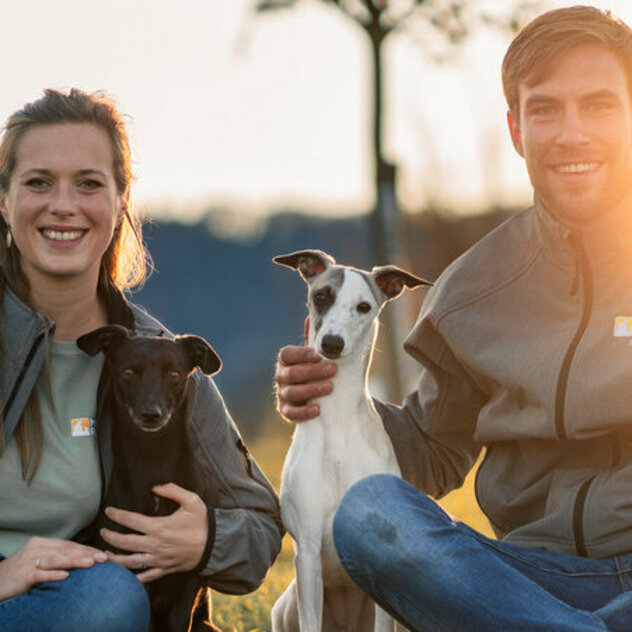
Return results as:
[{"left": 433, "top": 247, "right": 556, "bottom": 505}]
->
[{"left": 321, "top": 334, "right": 344, "bottom": 359}]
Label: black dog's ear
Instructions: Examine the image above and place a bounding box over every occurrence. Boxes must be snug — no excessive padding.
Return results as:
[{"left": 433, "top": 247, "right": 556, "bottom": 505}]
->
[
  {"left": 76, "top": 325, "right": 131, "bottom": 357},
  {"left": 176, "top": 335, "right": 222, "bottom": 376},
  {"left": 371, "top": 266, "right": 433, "bottom": 302},
  {"left": 273, "top": 249, "right": 335, "bottom": 281}
]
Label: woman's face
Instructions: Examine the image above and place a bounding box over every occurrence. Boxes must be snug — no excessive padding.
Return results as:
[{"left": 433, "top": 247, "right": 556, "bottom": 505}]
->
[{"left": 0, "top": 122, "right": 124, "bottom": 291}]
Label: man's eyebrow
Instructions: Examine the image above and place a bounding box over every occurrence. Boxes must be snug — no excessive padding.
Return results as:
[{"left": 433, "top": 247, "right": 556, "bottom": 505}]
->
[
  {"left": 523, "top": 94, "right": 559, "bottom": 110},
  {"left": 579, "top": 89, "right": 621, "bottom": 102}
]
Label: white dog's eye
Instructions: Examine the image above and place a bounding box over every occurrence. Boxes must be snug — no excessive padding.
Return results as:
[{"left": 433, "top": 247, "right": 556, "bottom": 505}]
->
[{"left": 357, "top": 302, "right": 371, "bottom": 314}]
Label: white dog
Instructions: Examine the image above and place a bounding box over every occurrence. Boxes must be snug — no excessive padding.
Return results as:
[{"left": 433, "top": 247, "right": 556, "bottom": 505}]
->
[{"left": 272, "top": 250, "right": 430, "bottom": 632}]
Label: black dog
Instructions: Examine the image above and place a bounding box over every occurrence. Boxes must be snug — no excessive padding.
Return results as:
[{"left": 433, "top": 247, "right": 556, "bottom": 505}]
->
[{"left": 77, "top": 325, "right": 222, "bottom": 632}]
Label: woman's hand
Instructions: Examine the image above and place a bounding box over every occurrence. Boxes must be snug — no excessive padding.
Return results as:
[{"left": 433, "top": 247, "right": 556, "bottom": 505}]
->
[
  {"left": 275, "top": 345, "right": 337, "bottom": 422},
  {"left": 0, "top": 536, "right": 108, "bottom": 602},
  {"left": 100, "top": 483, "right": 208, "bottom": 584}
]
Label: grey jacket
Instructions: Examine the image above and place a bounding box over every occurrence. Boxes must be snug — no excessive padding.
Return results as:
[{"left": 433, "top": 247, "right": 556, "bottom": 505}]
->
[
  {"left": 378, "top": 202, "right": 632, "bottom": 558},
  {"left": 0, "top": 286, "right": 283, "bottom": 593}
]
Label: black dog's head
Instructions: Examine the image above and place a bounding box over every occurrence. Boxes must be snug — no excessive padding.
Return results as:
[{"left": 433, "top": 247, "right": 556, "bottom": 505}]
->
[{"left": 77, "top": 325, "right": 221, "bottom": 434}]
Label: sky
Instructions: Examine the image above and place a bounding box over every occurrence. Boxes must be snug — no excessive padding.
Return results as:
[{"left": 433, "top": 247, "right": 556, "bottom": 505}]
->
[{"left": 1, "top": 0, "right": 631, "bottom": 223}]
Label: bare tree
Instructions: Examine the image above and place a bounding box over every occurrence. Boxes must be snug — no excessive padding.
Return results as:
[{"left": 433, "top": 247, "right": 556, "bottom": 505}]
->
[{"left": 255, "top": 0, "right": 541, "bottom": 400}]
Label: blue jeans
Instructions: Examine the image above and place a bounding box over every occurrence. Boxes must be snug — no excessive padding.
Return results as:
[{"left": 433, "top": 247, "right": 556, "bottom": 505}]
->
[
  {"left": 0, "top": 561, "right": 150, "bottom": 631},
  {"left": 333, "top": 474, "right": 632, "bottom": 631}
]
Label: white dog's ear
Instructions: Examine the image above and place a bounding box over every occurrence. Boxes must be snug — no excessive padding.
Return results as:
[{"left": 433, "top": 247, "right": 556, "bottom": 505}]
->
[
  {"left": 273, "top": 250, "right": 335, "bottom": 281},
  {"left": 372, "top": 265, "right": 432, "bottom": 301}
]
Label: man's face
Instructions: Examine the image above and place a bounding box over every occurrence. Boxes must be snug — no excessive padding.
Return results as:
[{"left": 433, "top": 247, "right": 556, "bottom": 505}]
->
[{"left": 508, "top": 43, "right": 632, "bottom": 226}]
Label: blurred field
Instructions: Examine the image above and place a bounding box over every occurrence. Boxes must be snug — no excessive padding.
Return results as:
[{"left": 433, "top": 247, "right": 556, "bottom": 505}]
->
[{"left": 210, "top": 420, "right": 493, "bottom": 632}]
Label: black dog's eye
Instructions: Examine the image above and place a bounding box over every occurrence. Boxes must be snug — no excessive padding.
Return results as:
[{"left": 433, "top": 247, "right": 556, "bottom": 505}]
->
[
  {"left": 122, "top": 368, "right": 136, "bottom": 380},
  {"left": 357, "top": 302, "right": 371, "bottom": 314},
  {"left": 167, "top": 370, "right": 182, "bottom": 381}
]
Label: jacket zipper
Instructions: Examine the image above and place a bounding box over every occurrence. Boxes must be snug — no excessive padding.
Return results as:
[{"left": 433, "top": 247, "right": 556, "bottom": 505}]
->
[
  {"left": 554, "top": 234, "right": 593, "bottom": 440},
  {"left": 557, "top": 233, "right": 596, "bottom": 556},
  {"left": 573, "top": 476, "right": 595, "bottom": 557}
]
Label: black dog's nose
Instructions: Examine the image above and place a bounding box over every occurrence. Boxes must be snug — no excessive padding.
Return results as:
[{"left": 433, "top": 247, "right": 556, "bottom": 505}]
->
[
  {"left": 141, "top": 405, "right": 163, "bottom": 426},
  {"left": 321, "top": 335, "right": 344, "bottom": 359}
]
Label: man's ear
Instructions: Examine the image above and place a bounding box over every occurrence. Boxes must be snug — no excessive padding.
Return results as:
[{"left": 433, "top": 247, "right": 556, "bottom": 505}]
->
[{"left": 507, "top": 110, "right": 524, "bottom": 157}]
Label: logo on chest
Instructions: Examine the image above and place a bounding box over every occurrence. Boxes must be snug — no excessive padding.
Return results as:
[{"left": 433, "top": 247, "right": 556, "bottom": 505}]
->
[{"left": 70, "top": 417, "right": 96, "bottom": 437}]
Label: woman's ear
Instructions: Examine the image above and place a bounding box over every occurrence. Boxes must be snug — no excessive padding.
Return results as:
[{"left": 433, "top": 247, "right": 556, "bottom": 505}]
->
[{"left": 507, "top": 110, "right": 524, "bottom": 157}]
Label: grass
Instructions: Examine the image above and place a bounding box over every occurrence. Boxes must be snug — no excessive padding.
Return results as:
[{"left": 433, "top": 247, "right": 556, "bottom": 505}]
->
[{"left": 210, "top": 421, "right": 493, "bottom": 631}]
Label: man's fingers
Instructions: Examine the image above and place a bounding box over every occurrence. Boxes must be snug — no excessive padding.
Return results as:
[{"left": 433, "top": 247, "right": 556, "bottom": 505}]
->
[
  {"left": 277, "top": 345, "right": 321, "bottom": 366},
  {"left": 276, "top": 361, "right": 336, "bottom": 387},
  {"left": 277, "top": 382, "right": 333, "bottom": 404},
  {"left": 279, "top": 402, "right": 321, "bottom": 422}
]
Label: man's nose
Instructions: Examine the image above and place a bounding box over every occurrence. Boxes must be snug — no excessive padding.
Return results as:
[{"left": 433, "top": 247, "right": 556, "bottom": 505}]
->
[{"left": 556, "top": 107, "right": 590, "bottom": 146}]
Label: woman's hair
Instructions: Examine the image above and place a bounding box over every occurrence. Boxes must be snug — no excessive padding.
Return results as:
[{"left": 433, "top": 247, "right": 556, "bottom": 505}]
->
[
  {"left": 502, "top": 5, "right": 632, "bottom": 117},
  {"left": 0, "top": 88, "right": 150, "bottom": 480}
]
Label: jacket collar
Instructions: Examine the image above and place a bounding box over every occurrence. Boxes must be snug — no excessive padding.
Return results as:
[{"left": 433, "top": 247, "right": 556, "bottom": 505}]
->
[{"left": 534, "top": 197, "right": 632, "bottom": 268}]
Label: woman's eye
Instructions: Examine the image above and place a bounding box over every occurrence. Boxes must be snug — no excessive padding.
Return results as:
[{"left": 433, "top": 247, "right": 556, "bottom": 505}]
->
[
  {"left": 357, "top": 302, "right": 371, "bottom": 314},
  {"left": 25, "top": 178, "right": 49, "bottom": 190},
  {"left": 78, "top": 179, "right": 103, "bottom": 191}
]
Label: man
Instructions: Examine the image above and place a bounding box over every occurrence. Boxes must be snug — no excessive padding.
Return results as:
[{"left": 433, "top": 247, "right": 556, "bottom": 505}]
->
[{"left": 275, "top": 6, "right": 632, "bottom": 631}]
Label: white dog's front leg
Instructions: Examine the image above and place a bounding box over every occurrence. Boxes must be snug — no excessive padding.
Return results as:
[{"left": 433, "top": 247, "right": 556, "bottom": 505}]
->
[
  {"left": 375, "top": 604, "right": 398, "bottom": 632},
  {"left": 295, "top": 545, "right": 324, "bottom": 632}
]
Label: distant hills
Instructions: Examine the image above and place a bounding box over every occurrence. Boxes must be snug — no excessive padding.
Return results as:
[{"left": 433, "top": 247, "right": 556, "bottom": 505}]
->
[{"left": 133, "top": 208, "right": 513, "bottom": 436}]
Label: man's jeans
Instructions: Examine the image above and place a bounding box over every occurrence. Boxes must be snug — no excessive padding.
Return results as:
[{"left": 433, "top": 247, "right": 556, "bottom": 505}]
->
[
  {"left": 333, "top": 474, "right": 632, "bottom": 631},
  {"left": 0, "top": 561, "right": 150, "bottom": 631}
]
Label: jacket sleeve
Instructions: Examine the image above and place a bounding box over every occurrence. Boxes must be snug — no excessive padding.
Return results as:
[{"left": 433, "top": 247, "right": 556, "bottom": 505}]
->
[
  {"left": 376, "top": 295, "right": 487, "bottom": 499},
  {"left": 186, "top": 373, "right": 283, "bottom": 594}
]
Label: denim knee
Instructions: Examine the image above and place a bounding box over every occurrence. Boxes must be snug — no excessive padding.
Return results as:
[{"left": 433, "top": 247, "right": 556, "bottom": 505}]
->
[
  {"left": 333, "top": 475, "right": 405, "bottom": 570},
  {"left": 60, "top": 562, "right": 150, "bottom": 632}
]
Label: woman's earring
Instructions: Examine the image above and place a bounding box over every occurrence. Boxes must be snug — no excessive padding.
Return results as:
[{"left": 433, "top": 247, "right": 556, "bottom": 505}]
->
[{"left": 6, "top": 227, "right": 12, "bottom": 249}]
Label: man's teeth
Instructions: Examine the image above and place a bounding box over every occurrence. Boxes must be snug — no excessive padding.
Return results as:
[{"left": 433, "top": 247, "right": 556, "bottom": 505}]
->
[
  {"left": 556, "top": 162, "right": 599, "bottom": 174},
  {"left": 42, "top": 229, "right": 84, "bottom": 241}
]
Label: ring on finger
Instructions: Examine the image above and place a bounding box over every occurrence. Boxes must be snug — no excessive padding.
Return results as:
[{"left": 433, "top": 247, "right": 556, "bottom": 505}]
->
[{"left": 35, "top": 557, "right": 42, "bottom": 570}]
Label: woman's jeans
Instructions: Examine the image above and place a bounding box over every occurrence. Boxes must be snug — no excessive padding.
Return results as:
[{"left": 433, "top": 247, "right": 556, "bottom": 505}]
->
[
  {"left": 333, "top": 474, "right": 632, "bottom": 631},
  {"left": 0, "top": 561, "right": 150, "bottom": 632}
]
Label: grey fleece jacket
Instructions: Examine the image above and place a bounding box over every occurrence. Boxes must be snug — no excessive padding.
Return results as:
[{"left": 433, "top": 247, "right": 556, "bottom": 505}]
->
[
  {"left": 378, "top": 201, "right": 632, "bottom": 559},
  {"left": 0, "top": 286, "right": 283, "bottom": 593}
]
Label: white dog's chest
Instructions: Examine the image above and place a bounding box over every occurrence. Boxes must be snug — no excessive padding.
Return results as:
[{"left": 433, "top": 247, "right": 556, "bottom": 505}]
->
[{"left": 280, "top": 411, "right": 400, "bottom": 545}]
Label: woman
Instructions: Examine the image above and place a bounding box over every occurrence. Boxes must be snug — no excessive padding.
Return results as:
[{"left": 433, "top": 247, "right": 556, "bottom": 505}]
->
[{"left": 0, "top": 89, "right": 282, "bottom": 631}]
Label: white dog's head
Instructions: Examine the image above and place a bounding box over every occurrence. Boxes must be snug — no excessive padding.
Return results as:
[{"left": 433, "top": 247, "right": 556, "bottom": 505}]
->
[{"left": 274, "top": 250, "right": 431, "bottom": 360}]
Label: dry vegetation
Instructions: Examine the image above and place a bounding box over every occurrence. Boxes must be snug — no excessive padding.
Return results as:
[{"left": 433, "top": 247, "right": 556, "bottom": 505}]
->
[{"left": 210, "top": 420, "right": 493, "bottom": 631}]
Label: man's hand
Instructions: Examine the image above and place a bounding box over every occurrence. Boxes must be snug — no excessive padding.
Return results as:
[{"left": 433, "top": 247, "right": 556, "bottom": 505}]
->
[
  {"left": 100, "top": 483, "right": 208, "bottom": 584},
  {"left": 0, "top": 536, "right": 108, "bottom": 601},
  {"left": 275, "top": 345, "right": 337, "bottom": 422}
]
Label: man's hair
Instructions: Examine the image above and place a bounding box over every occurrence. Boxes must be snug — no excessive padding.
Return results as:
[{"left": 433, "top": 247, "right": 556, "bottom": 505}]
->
[{"left": 502, "top": 5, "right": 632, "bottom": 116}]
